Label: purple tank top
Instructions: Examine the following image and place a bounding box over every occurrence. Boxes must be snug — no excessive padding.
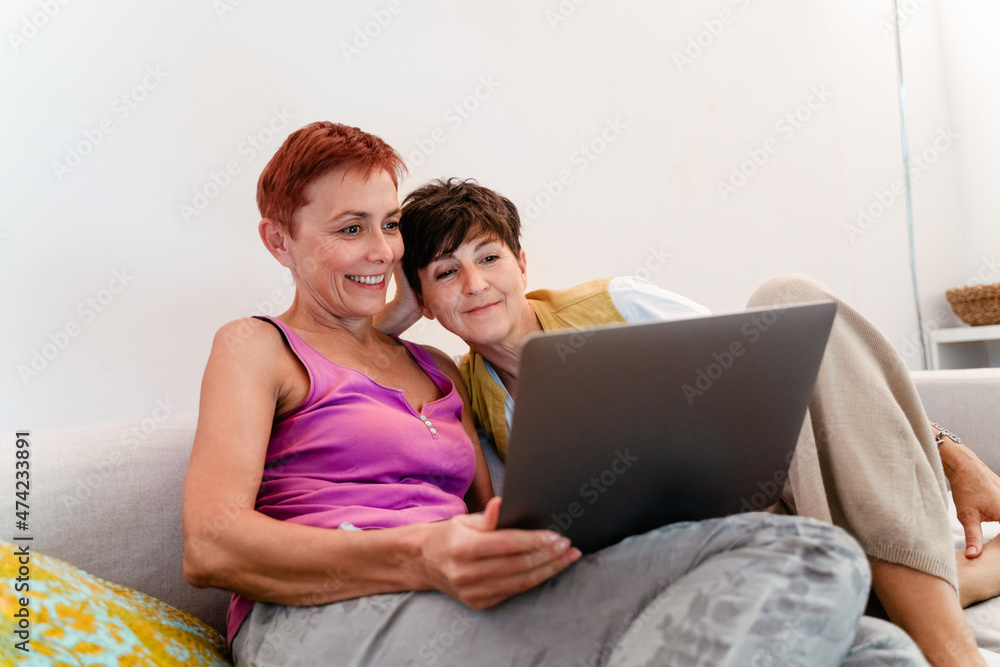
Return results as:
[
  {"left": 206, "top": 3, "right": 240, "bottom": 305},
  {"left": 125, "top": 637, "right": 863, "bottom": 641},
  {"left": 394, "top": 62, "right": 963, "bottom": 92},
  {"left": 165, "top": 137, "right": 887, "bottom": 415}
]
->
[{"left": 227, "top": 316, "right": 475, "bottom": 642}]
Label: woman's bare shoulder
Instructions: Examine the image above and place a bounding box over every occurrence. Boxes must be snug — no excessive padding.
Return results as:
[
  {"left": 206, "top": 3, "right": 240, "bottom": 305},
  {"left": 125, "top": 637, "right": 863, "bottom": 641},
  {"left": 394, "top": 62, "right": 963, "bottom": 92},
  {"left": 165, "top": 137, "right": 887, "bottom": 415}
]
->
[
  {"left": 202, "top": 317, "right": 304, "bottom": 403},
  {"left": 211, "top": 317, "right": 287, "bottom": 359}
]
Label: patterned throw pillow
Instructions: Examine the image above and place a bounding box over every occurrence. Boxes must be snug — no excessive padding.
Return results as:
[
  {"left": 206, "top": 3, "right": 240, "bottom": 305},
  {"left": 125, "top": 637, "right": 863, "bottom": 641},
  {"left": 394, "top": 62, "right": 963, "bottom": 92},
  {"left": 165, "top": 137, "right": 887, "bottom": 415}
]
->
[{"left": 0, "top": 542, "right": 231, "bottom": 666}]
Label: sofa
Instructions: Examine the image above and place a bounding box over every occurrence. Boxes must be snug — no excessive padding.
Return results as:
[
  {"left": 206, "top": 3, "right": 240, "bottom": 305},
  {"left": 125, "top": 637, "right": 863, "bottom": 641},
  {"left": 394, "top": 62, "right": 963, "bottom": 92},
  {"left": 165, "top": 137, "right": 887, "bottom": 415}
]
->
[{"left": 2, "top": 368, "right": 999, "bottom": 664}]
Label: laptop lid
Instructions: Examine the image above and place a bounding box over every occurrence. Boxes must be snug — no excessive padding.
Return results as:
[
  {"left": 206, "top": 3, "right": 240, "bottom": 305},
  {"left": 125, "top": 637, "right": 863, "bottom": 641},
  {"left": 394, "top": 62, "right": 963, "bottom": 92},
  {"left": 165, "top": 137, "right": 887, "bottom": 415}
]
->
[{"left": 496, "top": 301, "right": 836, "bottom": 553}]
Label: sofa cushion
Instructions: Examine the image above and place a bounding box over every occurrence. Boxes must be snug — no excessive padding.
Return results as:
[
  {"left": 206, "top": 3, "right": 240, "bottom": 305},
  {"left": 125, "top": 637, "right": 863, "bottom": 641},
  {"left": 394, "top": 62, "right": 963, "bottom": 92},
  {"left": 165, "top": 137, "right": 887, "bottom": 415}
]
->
[
  {"left": 0, "top": 415, "right": 229, "bottom": 635},
  {"left": 0, "top": 542, "right": 230, "bottom": 665},
  {"left": 911, "top": 368, "right": 1000, "bottom": 474}
]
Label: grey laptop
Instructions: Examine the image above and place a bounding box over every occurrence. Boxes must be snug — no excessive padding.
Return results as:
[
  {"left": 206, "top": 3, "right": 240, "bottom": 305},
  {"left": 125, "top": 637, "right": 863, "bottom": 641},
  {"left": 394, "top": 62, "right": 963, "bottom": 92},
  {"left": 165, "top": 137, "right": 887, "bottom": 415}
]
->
[{"left": 496, "top": 301, "right": 837, "bottom": 553}]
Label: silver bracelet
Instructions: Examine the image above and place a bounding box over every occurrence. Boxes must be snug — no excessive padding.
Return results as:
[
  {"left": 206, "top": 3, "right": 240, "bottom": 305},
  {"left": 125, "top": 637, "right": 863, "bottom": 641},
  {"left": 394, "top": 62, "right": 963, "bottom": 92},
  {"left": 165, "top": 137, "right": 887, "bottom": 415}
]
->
[{"left": 931, "top": 422, "right": 962, "bottom": 447}]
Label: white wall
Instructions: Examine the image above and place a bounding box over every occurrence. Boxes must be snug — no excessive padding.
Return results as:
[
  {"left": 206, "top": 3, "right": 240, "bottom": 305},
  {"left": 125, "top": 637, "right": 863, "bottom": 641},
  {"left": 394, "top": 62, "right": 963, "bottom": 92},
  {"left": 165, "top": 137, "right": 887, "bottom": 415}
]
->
[
  {"left": 929, "top": 0, "right": 1000, "bottom": 289},
  {"left": 1, "top": 0, "right": 964, "bottom": 429},
  {"left": 891, "top": 0, "right": 1000, "bottom": 362},
  {"left": 890, "top": 0, "right": 1000, "bottom": 328}
]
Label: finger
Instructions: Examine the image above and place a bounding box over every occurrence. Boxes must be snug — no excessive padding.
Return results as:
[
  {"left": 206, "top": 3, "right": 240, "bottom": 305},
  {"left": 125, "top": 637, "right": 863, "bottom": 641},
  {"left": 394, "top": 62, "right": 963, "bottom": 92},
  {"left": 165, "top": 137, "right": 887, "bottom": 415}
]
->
[
  {"left": 963, "top": 514, "right": 984, "bottom": 557},
  {"left": 459, "top": 533, "right": 576, "bottom": 582},
  {"left": 461, "top": 547, "right": 582, "bottom": 609},
  {"left": 451, "top": 524, "right": 569, "bottom": 562},
  {"left": 392, "top": 262, "right": 417, "bottom": 295},
  {"left": 482, "top": 496, "right": 501, "bottom": 530},
  {"left": 456, "top": 500, "right": 566, "bottom": 559},
  {"left": 459, "top": 497, "right": 501, "bottom": 533}
]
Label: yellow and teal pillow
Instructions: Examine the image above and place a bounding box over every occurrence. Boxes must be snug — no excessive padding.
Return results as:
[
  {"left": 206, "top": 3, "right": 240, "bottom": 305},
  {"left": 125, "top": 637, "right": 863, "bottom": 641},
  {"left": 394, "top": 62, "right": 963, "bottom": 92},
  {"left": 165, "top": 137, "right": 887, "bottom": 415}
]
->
[{"left": 0, "top": 542, "right": 230, "bottom": 666}]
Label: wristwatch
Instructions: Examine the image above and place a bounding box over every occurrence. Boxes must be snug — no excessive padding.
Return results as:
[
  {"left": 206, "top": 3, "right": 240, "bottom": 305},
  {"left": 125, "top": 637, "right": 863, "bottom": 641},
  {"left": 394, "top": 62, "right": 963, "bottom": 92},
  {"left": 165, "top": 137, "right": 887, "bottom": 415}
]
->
[{"left": 931, "top": 422, "right": 962, "bottom": 447}]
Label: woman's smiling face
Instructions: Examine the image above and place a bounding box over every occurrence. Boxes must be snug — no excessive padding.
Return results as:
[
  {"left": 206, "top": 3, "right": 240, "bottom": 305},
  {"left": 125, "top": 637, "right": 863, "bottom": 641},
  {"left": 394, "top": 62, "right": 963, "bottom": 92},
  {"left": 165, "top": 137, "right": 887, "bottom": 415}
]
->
[
  {"left": 285, "top": 166, "right": 402, "bottom": 321},
  {"left": 417, "top": 234, "right": 529, "bottom": 348}
]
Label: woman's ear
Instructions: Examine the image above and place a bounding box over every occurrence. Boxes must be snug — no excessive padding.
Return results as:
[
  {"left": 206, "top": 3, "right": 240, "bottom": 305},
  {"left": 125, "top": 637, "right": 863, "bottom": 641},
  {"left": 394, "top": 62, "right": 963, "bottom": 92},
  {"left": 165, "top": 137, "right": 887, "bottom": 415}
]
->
[
  {"left": 259, "top": 218, "right": 293, "bottom": 269},
  {"left": 518, "top": 249, "right": 528, "bottom": 290},
  {"left": 419, "top": 300, "right": 436, "bottom": 321}
]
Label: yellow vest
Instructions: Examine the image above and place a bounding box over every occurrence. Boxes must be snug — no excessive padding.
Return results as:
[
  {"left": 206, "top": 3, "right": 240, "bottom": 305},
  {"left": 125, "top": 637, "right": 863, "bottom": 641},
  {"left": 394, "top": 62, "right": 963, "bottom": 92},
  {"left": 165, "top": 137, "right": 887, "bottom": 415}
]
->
[{"left": 458, "top": 278, "right": 626, "bottom": 460}]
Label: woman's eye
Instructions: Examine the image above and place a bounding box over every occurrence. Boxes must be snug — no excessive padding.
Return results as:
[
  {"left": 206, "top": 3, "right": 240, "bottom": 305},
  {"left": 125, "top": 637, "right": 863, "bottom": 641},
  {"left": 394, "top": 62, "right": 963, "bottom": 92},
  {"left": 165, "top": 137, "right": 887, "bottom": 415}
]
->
[
  {"left": 482, "top": 255, "right": 499, "bottom": 263},
  {"left": 342, "top": 225, "right": 362, "bottom": 235},
  {"left": 436, "top": 269, "right": 455, "bottom": 279},
  {"left": 384, "top": 221, "right": 399, "bottom": 231}
]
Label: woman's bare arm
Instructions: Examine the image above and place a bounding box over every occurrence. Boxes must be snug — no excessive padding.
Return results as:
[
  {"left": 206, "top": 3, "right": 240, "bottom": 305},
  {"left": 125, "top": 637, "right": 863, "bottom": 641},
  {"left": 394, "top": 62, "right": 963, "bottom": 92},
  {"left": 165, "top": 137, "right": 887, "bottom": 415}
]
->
[{"left": 182, "top": 319, "right": 573, "bottom": 608}]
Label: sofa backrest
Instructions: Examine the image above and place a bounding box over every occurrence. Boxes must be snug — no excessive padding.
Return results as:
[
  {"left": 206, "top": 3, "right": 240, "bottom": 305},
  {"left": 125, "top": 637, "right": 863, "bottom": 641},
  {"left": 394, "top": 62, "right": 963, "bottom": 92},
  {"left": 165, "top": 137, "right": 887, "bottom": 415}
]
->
[
  {"left": 911, "top": 368, "right": 1000, "bottom": 474},
  {"left": 1, "top": 415, "right": 229, "bottom": 636}
]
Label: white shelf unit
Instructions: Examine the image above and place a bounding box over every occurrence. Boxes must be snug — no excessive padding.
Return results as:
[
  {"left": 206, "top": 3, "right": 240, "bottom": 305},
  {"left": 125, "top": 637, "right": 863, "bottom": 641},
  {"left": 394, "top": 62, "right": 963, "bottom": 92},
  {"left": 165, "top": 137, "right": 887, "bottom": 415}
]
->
[{"left": 927, "top": 324, "right": 1000, "bottom": 370}]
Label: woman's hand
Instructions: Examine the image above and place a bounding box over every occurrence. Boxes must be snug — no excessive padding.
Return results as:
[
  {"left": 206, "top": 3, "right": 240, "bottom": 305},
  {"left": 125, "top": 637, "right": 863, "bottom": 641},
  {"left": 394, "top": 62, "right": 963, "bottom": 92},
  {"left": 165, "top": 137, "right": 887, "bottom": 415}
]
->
[
  {"left": 374, "top": 263, "right": 424, "bottom": 336},
  {"left": 939, "top": 435, "right": 1000, "bottom": 557},
  {"left": 414, "top": 497, "right": 581, "bottom": 609}
]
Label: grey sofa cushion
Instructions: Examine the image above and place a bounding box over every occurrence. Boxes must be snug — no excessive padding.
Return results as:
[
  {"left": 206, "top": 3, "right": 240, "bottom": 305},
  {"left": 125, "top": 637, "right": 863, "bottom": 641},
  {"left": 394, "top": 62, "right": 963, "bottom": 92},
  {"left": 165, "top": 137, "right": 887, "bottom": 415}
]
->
[
  {"left": 911, "top": 369, "right": 1000, "bottom": 474},
  {"left": 1, "top": 414, "right": 228, "bottom": 636}
]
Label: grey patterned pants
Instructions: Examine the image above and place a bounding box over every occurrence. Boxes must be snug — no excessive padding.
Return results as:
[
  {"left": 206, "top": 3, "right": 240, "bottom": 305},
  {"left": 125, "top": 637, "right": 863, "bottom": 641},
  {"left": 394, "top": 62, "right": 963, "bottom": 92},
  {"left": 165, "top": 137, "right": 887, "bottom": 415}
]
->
[{"left": 233, "top": 513, "right": 927, "bottom": 666}]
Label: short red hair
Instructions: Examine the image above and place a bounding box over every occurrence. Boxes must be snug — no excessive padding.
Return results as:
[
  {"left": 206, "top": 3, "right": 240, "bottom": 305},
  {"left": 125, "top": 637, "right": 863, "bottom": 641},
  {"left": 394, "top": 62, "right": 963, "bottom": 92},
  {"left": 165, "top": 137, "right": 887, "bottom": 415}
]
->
[{"left": 256, "top": 121, "right": 407, "bottom": 234}]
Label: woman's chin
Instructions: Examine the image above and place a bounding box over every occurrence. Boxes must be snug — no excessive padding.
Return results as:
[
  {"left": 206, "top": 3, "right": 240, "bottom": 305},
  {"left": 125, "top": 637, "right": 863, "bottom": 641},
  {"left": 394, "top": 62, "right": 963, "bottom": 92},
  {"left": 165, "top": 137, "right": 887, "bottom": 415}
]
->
[
  {"left": 458, "top": 325, "right": 508, "bottom": 350},
  {"left": 334, "top": 296, "right": 388, "bottom": 320}
]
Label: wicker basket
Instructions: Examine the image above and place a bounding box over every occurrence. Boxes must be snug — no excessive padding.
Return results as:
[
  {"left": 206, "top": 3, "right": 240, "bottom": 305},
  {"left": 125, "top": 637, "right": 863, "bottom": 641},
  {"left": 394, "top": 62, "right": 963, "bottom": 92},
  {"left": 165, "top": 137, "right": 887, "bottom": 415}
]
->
[{"left": 946, "top": 282, "right": 1000, "bottom": 326}]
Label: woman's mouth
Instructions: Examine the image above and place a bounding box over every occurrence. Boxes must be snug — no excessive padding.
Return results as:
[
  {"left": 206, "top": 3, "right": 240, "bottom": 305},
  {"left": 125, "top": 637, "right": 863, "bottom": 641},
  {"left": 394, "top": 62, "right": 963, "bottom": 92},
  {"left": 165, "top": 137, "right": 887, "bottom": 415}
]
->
[
  {"left": 465, "top": 301, "right": 499, "bottom": 314},
  {"left": 347, "top": 274, "right": 385, "bottom": 286}
]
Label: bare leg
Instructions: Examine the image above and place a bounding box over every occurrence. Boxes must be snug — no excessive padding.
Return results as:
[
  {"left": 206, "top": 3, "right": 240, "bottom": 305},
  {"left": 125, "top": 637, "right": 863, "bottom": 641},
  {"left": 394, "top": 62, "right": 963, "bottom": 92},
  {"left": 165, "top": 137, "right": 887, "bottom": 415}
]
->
[
  {"left": 958, "top": 540, "right": 1000, "bottom": 608},
  {"left": 747, "top": 276, "right": 981, "bottom": 662},
  {"left": 872, "top": 559, "right": 985, "bottom": 666}
]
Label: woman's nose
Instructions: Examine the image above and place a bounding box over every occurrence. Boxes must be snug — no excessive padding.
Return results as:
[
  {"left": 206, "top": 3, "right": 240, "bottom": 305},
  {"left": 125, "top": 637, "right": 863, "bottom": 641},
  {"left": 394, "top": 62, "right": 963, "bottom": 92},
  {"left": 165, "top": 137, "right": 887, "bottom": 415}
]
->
[
  {"left": 367, "top": 230, "right": 396, "bottom": 263},
  {"left": 462, "top": 267, "right": 488, "bottom": 294}
]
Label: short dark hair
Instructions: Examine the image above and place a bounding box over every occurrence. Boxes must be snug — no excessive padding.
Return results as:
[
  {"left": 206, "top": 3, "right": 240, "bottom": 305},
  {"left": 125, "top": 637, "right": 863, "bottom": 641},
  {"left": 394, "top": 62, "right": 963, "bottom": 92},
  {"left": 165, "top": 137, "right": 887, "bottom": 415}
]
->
[{"left": 400, "top": 178, "right": 522, "bottom": 295}]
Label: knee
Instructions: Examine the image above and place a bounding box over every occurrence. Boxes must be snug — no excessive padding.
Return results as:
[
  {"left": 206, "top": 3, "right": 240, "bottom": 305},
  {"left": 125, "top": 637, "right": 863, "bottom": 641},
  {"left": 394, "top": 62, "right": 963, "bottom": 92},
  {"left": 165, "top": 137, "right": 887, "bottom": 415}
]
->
[
  {"left": 794, "top": 519, "right": 871, "bottom": 592},
  {"left": 759, "top": 516, "right": 871, "bottom": 592},
  {"left": 746, "top": 274, "right": 838, "bottom": 309}
]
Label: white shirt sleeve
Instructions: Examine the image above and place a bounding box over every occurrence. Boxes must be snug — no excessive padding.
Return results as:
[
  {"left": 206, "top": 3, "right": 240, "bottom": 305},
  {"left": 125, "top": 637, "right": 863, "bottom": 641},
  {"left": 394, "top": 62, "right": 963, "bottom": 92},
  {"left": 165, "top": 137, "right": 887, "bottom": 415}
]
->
[{"left": 608, "top": 276, "right": 711, "bottom": 324}]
